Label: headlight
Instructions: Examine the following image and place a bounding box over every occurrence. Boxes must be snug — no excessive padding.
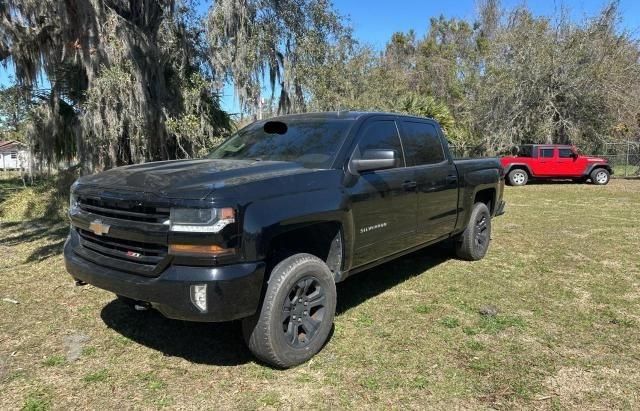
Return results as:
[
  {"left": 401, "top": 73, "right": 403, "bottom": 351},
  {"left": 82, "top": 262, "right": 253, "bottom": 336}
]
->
[
  {"left": 69, "top": 192, "right": 78, "bottom": 212},
  {"left": 169, "top": 207, "right": 235, "bottom": 233}
]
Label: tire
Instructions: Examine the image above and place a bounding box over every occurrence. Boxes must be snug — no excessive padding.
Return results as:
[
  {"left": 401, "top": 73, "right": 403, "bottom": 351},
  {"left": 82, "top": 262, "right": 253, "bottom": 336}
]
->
[
  {"left": 242, "top": 253, "right": 336, "bottom": 368},
  {"left": 508, "top": 169, "right": 528, "bottom": 186},
  {"left": 590, "top": 168, "right": 610, "bottom": 185},
  {"left": 455, "top": 202, "right": 492, "bottom": 261}
]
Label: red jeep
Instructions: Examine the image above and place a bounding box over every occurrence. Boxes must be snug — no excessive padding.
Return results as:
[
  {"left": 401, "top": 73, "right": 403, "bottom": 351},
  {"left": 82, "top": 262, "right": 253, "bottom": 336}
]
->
[{"left": 500, "top": 144, "right": 612, "bottom": 186}]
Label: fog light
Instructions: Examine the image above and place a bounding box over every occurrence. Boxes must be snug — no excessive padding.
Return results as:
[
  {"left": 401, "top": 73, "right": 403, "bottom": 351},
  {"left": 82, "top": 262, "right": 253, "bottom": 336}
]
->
[{"left": 190, "top": 284, "right": 207, "bottom": 313}]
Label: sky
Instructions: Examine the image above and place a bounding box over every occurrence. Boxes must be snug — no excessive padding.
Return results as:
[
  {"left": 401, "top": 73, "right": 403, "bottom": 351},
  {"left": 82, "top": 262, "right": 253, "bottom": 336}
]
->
[{"left": 2, "top": 0, "right": 639, "bottom": 113}]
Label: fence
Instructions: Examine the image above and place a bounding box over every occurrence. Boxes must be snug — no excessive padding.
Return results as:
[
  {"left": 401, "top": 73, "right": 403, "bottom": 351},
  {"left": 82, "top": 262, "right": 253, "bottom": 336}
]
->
[{"left": 597, "top": 141, "right": 640, "bottom": 177}]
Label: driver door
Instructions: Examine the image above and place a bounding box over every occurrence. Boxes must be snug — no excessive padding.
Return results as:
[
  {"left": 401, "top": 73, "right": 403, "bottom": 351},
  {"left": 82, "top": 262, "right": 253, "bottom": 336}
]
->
[{"left": 345, "top": 118, "right": 418, "bottom": 268}]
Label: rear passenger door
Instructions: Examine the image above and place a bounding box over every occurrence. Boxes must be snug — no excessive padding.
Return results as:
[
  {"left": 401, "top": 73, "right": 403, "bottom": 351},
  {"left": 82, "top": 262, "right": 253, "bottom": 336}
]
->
[
  {"left": 346, "top": 118, "right": 418, "bottom": 268},
  {"left": 399, "top": 119, "right": 458, "bottom": 244}
]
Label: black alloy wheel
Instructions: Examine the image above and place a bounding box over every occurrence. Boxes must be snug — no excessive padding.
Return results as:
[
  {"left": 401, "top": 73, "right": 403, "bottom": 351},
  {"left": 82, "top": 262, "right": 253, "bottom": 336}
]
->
[{"left": 281, "top": 277, "right": 327, "bottom": 347}]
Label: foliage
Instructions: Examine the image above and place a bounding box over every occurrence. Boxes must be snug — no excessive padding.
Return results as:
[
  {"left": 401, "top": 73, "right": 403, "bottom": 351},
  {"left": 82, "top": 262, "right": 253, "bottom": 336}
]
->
[
  {"left": 2, "top": 0, "right": 640, "bottom": 168},
  {"left": 206, "top": 0, "right": 349, "bottom": 116},
  {"left": 0, "top": 0, "right": 232, "bottom": 172},
  {"left": 396, "top": 94, "right": 455, "bottom": 133},
  {"left": 305, "top": 0, "right": 640, "bottom": 155},
  {"left": 470, "top": 3, "right": 640, "bottom": 154},
  {"left": 0, "top": 85, "right": 31, "bottom": 141}
]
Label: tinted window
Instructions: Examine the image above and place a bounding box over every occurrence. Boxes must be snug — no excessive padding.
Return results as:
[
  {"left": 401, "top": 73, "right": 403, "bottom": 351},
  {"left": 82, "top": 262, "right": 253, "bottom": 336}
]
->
[
  {"left": 540, "top": 148, "right": 554, "bottom": 158},
  {"left": 559, "top": 148, "right": 573, "bottom": 158},
  {"left": 516, "top": 145, "right": 533, "bottom": 157},
  {"left": 401, "top": 121, "right": 445, "bottom": 165},
  {"left": 208, "top": 118, "right": 353, "bottom": 168},
  {"left": 356, "top": 120, "right": 403, "bottom": 168}
]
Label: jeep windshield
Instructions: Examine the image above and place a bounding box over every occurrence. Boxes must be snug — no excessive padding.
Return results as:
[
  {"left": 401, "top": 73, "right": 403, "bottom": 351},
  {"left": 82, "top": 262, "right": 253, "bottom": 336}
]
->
[{"left": 207, "top": 118, "right": 353, "bottom": 168}]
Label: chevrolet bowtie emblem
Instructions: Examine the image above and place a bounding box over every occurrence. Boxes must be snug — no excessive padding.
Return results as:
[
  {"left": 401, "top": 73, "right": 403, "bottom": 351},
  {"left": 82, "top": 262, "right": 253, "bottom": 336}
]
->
[{"left": 89, "top": 220, "right": 110, "bottom": 236}]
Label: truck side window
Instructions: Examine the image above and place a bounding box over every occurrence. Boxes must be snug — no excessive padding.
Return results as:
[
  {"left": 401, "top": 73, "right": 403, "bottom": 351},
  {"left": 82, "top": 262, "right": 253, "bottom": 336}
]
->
[
  {"left": 400, "top": 121, "right": 445, "bottom": 166},
  {"left": 559, "top": 148, "right": 573, "bottom": 158},
  {"left": 356, "top": 120, "right": 404, "bottom": 168},
  {"left": 540, "top": 148, "right": 554, "bottom": 158}
]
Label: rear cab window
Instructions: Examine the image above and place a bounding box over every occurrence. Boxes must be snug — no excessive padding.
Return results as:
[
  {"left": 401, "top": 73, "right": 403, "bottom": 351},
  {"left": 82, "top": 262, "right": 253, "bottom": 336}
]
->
[{"left": 399, "top": 121, "right": 446, "bottom": 166}]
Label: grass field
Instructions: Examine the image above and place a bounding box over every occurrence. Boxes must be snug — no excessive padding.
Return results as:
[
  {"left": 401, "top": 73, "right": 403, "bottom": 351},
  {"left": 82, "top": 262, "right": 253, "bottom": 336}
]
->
[{"left": 1, "top": 175, "right": 639, "bottom": 409}]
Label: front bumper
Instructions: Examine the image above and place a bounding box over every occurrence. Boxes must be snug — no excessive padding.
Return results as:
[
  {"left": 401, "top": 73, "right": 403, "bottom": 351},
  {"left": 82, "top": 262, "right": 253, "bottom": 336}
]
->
[{"left": 64, "top": 233, "right": 265, "bottom": 322}]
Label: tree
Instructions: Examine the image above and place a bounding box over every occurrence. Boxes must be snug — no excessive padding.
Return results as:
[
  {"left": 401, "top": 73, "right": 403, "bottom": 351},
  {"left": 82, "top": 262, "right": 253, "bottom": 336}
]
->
[
  {"left": 472, "top": 2, "right": 640, "bottom": 154},
  {"left": 0, "top": 0, "right": 232, "bottom": 172},
  {"left": 0, "top": 84, "right": 31, "bottom": 139},
  {"left": 206, "top": 0, "right": 349, "bottom": 116}
]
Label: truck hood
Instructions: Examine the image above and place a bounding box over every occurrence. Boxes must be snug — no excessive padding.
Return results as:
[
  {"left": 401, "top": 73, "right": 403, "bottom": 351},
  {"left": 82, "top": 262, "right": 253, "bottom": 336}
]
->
[{"left": 76, "top": 159, "right": 312, "bottom": 199}]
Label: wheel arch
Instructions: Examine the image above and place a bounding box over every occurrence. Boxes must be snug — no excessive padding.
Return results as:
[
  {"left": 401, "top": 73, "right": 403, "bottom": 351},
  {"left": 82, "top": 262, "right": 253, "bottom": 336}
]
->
[
  {"left": 473, "top": 188, "right": 497, "bottom": 214},
  {"left": 584, "top": 163, "right": 612, "bottom": 176},
  {"left": 505, "top": 164, "right": 532, "bottom": 176},
  {"left": 263, "top": 221, "right": 345, "bottom": 282}
]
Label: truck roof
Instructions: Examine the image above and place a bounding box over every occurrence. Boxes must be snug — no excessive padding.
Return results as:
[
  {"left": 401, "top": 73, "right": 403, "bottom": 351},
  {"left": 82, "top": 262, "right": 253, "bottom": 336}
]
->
[{"left": 266, "top": 111, "right": 438, "bottom": 122}]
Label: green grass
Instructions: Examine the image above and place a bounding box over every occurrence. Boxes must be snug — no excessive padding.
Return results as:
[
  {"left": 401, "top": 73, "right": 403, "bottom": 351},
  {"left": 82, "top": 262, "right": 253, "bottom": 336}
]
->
[
  {"left": 82, "top": 369, "right": 109, "bottom": 384},
  {"left": 613, "top": 163, "right": 640, "bottom": 177},
  {"left": 20, "top": 391, "right": 51, "bottom": 411},
  {"left": 42, "top": 355, "right": 66, "bottom": 367},
  {"left": 1, "top": 174, "right": 639, "bottom": 409}
]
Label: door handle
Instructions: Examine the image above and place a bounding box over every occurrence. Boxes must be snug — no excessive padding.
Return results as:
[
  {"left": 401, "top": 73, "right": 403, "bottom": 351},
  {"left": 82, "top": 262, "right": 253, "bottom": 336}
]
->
[
  {"left": 402, "top": 181, "right": 417, "bottom": 191},
  {"left": 446, "top": 175, "right": 458, "bottom": 184}
]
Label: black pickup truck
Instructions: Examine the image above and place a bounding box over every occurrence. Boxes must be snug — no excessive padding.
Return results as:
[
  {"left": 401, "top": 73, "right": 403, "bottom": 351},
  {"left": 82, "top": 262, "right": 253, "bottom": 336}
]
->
[{"left": 65, "top": 111, "right": 505, "bottom": 367}]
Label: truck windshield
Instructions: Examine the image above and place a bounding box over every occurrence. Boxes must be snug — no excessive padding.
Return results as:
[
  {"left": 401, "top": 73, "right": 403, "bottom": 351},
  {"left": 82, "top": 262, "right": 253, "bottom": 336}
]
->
[{"left": 207, "top": 119, "right": 353, "bottom": 168}]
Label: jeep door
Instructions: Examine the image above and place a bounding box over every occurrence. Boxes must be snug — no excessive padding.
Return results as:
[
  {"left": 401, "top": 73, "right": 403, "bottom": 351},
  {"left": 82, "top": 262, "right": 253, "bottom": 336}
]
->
[
  {"left": 346, "top": 118, "right": 418, "bottom": 268},
  {"left": 532, "top": 146, "right": 556, "bottom": 176},
  {"left": 555, "top": 147, "right": 585, "bottom": 176}
]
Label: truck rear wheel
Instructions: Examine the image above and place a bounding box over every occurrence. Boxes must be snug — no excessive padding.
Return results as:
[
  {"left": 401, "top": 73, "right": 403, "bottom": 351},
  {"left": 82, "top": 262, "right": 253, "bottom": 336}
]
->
[
  {"left": 508, "top": 169, "right": 528, "bottom": 186},
  {"left": 455, "top": 202, "right": 492, "bottom": 261},
  {"left": 242, "top": 253, "right": 336, "bottom": 368},
  {"left": 590, "top": 168, "right": 610, "bottom": 185}
]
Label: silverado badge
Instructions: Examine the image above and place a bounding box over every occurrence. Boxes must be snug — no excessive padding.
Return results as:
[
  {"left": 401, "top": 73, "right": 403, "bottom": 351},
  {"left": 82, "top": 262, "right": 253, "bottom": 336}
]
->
[{"left": 89, "top": 220, "right": 110, "bottom": 236}]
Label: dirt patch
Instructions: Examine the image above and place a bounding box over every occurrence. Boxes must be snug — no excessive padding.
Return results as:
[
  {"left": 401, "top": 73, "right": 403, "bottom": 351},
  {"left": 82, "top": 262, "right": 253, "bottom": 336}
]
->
[{"left": 64, "top": 333, "right": 90, "bottom": 362}]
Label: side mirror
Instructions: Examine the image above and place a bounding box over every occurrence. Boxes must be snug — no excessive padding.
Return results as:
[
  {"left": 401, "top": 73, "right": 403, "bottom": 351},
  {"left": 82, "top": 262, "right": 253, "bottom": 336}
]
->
[{"left": 350, "top": 149, "right": 398, "bottom": 173}]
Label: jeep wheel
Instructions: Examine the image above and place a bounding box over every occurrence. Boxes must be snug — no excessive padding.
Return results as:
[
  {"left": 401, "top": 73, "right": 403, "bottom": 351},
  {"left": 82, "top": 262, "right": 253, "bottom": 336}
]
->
[
  {"left": 242, "top": 253, "right": 336, "bottom": 368},
  {"left": 508, "top": 169, "right": 528, "bottom": 186},
  {"left": 590, "top": 168, "right": 610, "bottom": 185},
  {"left": 455, "top": 202, "right": 492, "bottom": 261}
]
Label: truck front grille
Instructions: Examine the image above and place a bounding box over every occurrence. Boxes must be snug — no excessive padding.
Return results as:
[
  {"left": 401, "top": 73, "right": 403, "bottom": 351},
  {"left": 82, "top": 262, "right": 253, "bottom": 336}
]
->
[
  {"left": 77, "top": 196, "right": 170, "bottom": 224},
  {"left": 77, "top": 229, "right": 169, "bottom": 275}
]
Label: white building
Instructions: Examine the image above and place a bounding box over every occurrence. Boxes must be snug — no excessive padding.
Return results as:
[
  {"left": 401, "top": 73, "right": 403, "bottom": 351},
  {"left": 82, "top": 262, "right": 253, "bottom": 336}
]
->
[{"left": 0, "top": 140, "right": 29, "bottom": 170}]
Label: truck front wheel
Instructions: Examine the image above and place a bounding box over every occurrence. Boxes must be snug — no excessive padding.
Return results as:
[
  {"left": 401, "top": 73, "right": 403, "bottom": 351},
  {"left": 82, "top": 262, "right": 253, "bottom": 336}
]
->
[
  {"left": 455, "top": 202, "right": 492, "bottom": 261},
  {"left": 242, "top": 253, "right": 336, "bottom": 368}
]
